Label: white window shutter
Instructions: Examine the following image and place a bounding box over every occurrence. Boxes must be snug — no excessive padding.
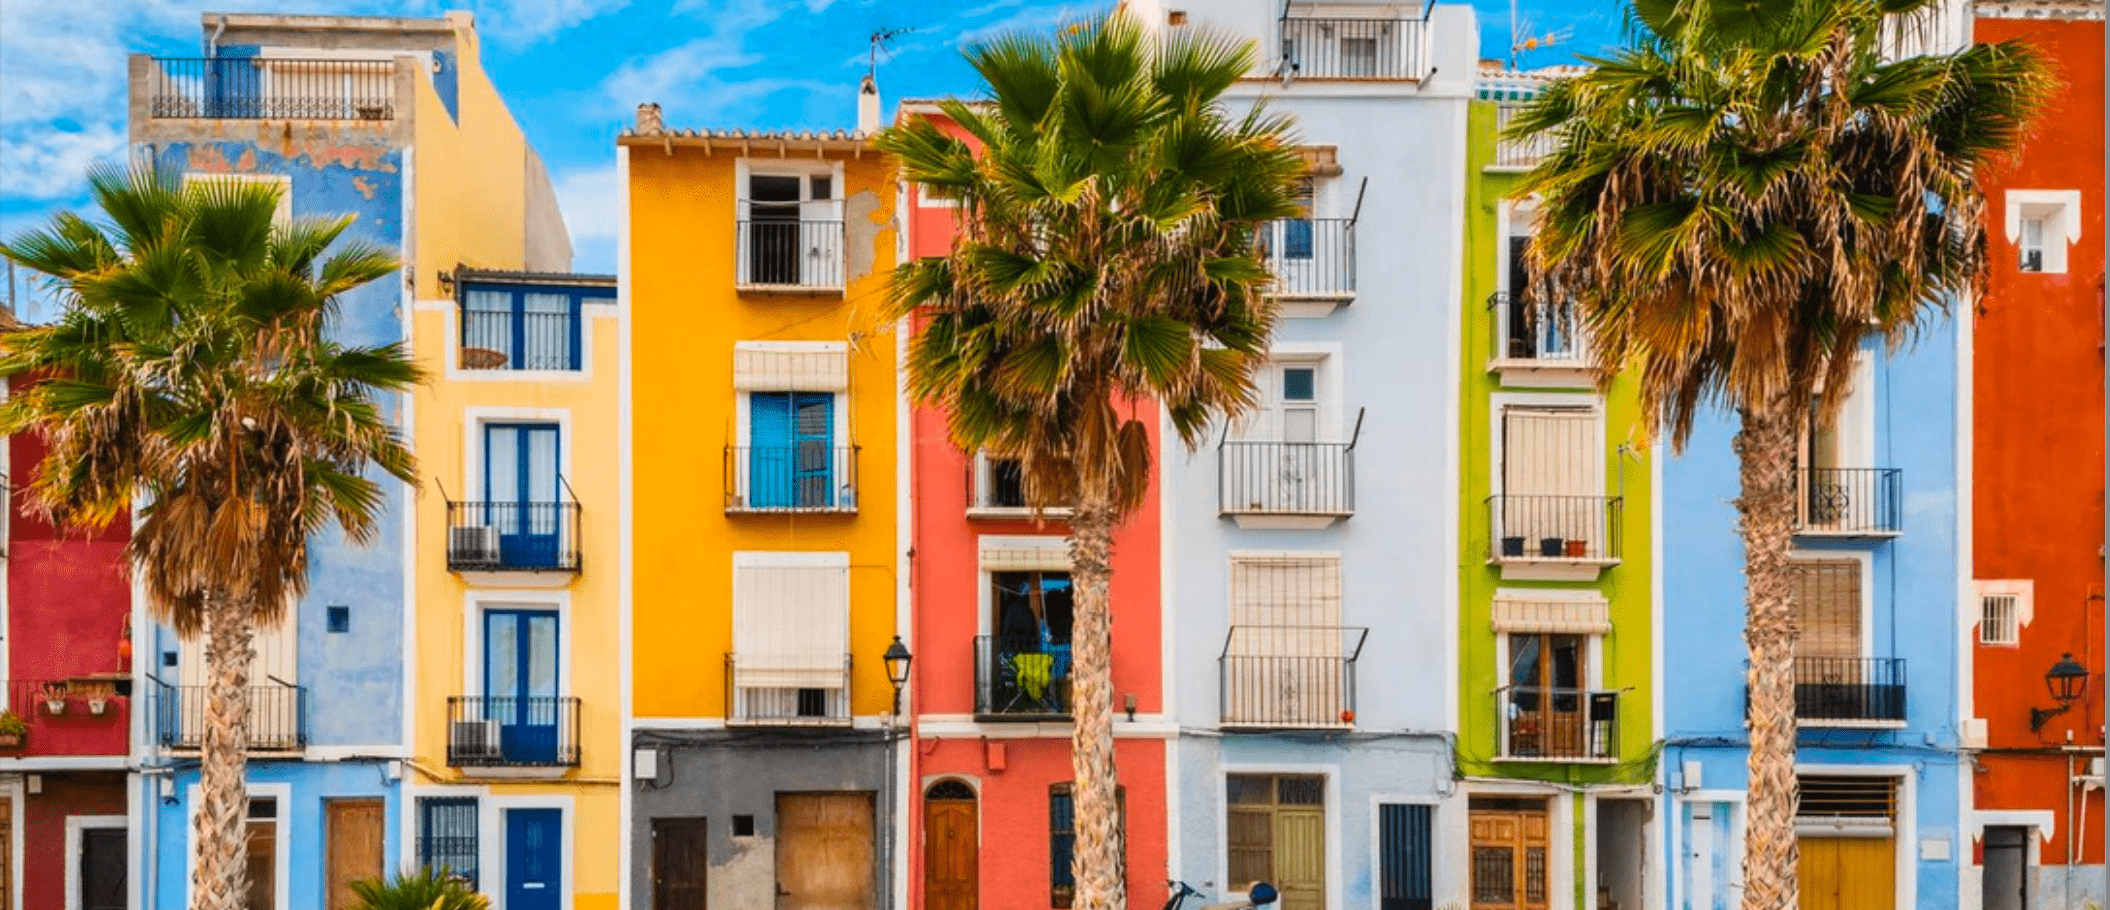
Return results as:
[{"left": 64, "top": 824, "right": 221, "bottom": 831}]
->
[
  {"left": 732, "top": 552, "right": 850, "bottom": 688},
  {"left": 733, "top": 342, "right": 848, "bottom": 392}
]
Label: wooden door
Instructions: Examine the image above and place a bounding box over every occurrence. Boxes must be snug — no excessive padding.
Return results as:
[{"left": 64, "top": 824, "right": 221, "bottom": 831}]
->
[
  {"left": 654, "top": 817, "right": 710, "bottom": 910},
  {"left": 776, "top": 792, "right": 875, "bottom": 910},
  {"left": 923, "top": 789, "right": 978, "bottom": 910},
  {"left": 0, "top": 798, "right": 10, "bottom": 910},
  {"left": 1797, "top": 837, "right": 1894, "bottom": 910},
  {"left": 1469, "top": 806, "right": 1549, "bottom": 910},
  {"left": 326, "top": 799, "right": 385, "bottom": 910},
  {"left": 81, "top": 828, "right": 128, "bottom": 910}
]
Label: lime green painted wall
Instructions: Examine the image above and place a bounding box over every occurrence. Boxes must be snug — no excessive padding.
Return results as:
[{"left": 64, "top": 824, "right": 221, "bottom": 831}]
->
[{"left": 1456, "top": 99, "right": 1657, "bottom": 789}]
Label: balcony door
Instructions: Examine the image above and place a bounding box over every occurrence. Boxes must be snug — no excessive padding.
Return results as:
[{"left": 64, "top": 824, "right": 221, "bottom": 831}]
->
[
  {"left": 745, "top": 172, "right": 837, "bottom": 286},
  {"left": 484, "top": 609, "right": 560, "bottom": 764},
  {"left": 1499, "top": 406, "right": 1601, "bottom": 554},
  {"left": 1504, "top": 231, "right": 1577, "bottom": 361},
  {"left": 990, "top": 570, "right": 1074, "bottom": 714},
  {"left": 1801, "top": 353, "right": 1875, "bottom": 529},
  {"left": 485, "top": 423, "right": 561, "bottom": 568},
  {"left": 1226, "top": 556, "right": 1344, "bottom": 727},
  {"left": 1505, "top": 633, "right": 1586, "bottom": 758},
  {"left": 750, "top": 392, "right": 836, "bottom": 509}
]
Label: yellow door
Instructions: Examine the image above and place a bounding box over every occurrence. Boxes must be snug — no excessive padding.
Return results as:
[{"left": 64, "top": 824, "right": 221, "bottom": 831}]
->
[
  {"left": 1797, "top": 837, "right": 1895, "bottom": 910},
  {"left": 1273, "top": 808, "right": 1326, "bottom": 910}
]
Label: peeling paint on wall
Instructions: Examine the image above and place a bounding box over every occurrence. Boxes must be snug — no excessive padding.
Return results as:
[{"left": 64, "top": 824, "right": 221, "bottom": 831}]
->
[{"left": 844, "top": 188, "right": 885, "bottom": 283}]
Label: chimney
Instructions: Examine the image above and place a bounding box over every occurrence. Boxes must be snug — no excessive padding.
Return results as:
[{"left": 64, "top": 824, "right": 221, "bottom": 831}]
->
[
  {"left": 857, "top": 74, "right": 880, "bottom": 134},
  {"left": 635, "top": 102, "right": 663, "bottom": 134}
]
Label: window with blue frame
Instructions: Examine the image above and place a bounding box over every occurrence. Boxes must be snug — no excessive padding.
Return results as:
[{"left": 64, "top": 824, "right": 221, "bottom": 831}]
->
[
  {"left": 484, "top": 423, "right": 563, "bottom": 568},
  {"left": 461, "top": 282, "right": 607, "bottom": 371},
  {"left": 417, "top": 796, "right": 480, "bottom": 887},
  {"left": 1049, "top": 783, "right": 1125, "bottom": 908},
  {"left": 748, "top": 392, "right": 836, "bottom": 508},
  {"left": 484, "top": 609, "right": 560, "bottom": 763},
  {"left": 1281, "top": 179, "right": 1315, "bottom": 260}
]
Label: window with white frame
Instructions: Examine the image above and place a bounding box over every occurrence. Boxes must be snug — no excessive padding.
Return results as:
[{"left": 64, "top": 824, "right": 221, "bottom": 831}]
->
[
  {"left": 2006, "top": 190, "right": 2081, "bottom": 275},
  {"left": 1223, "top": 554, "right": 1349, "bottom": 727},
  {"left": 730, "top": 552, "right": 851, "bottom": 722},
  {"left": 1976, "top": 580, "right": 2033, "bottom": 647},
  {"left": 733, "top": 343, "right": 852, "bottom": 511},
  {"left": 1495, "top": 404, "right": 1606, "bottom": 558},
  {"left": 739, "top": 162, "right": 846, "bottom": 288},
  {"left": 1493, "top": 594, "right": 1614, "bottom": 760}
]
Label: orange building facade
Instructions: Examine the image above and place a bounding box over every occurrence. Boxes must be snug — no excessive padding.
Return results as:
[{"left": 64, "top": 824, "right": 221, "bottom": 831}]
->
[{"left": 1970, "top": 6, "right": 2107, "bottom": 908}]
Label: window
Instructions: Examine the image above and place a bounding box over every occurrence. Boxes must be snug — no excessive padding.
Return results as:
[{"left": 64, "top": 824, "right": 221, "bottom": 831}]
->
[
  {"left": 1981, "top": 594, "right": 2020, "bottom": 646},
  {"left": 990, "top": 570, "right": 1074, "bottom": 714},
  {"left": 986, "top": 457, "right": 1028, "bottom": 509},
  {"left": 1224, "top": 555, "right": 1347, "bottom": 727},
  {"left": 459, "top": 282, "right": 606, "bottom": 371},
  {"left": 1378, "top": 803, "right": 1434, "bottom": 910},
  {"left": 1505, "top": 632, "right": 1586, "bottom": 757},
  {"left": 1239, "top": 358, "right": 1331, "bottom": 443},
  {"left": 748, "top": 392, "right": 839, "bottom": 508},
  {"left": 482, "top": 609, "right": 561, "bottom": 763},
  {"left": 1497, "top": 406, "right": 1604, "bottom": 557},
  {"left": 2006, "top": 190, "right": 2080, "bottom": 275},
  {"left": 1283, "top": 180, "right": 1315, "bottom": 260},
  {"left": 1792, "top": 559, "right": 1864, "bottom": 661},
  {"left": 245, "top": 797, "right": 278, "bottom": 910},
  {"left": 2020, "top": 216, "right": 2046, "bottom": 272},
  {"left": 481, "top": 423, "right": 565, "bottom": 568},
  {"left": 730, "top": 552, "right": 851, "bottom": 722},
  {"left": 1500, "top": 208, "right": 1580, "bottom": 363},
  {"left": 740, "top": 166, "right": 845, "bottom": 288},
  {"left": 1226, "top": 774, "right": 1326, "bottom": 906},
  {"left": 326, "top": 606, "right": 350, "bottom": 634},
  {"left": 1050, "top": 783, "right": 1126, "bottom": 908},
  {"left": 416, "top": 797, "right": 479, "bottom": 887}
]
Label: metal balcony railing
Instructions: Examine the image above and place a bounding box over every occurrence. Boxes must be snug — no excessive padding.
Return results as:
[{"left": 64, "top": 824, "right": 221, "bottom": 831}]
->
[
  {"left": 1498, "top": 687, "right": 1620, "bottom": 761},
  {"left": 1219, "top": 625, "right": 1368, "bottom": 729},
  {"left": 445, "top": 496, "right": 582, "bottom": 573},
  {"left": 1218, "top": 441, "right": 1356, "bottom": 518},
  {"left": 1492, "top": 102, "right": 1559, "bottom": 170},
  {"left": 153, "top": 679, "right": 308, "bottom": 752},
  {"left": 459, "top": 308, "right": 582, "bottom": 371},
  {"left": 736, "top": 220, "right": 845, "bottom": 291},
  {"left": 1278, "top": 16, "right": 1430, "bottom": 80},
  {"left": 445, "top": 696, "right": 582, "bottom": 767},
  {"left": 1256, "top": 219, "right": 1356, "bottom": 298},
  {"left": 974, "top": 635, "right": 1072, "bottom": 719},
  {"left": 147, "top": 57, "right": 396, "bottom": 120},
  {"left": 1488, "top": 292, "right": 1587, "bottom": 365},
  {"left": 1790, "top": 657, "right": 1907, "bottom": 723},
  {"left": 1488, "top": 495, "right": 1624, "bottom": 562},
  {"left": 726, "top": 654, "right": 852, "bottom": 725},
  {"left": 724, "top": 445, "right": 858, "bottom": 513},
  {"left": 1796, "top": 467, "right": 1902, "bottom": 535}
]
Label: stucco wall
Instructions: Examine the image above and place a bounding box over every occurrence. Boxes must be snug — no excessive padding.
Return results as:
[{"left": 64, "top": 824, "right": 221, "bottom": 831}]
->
[
  {"left": 147, "top": 760, "right": 400, "bottom": 910},
  {"left": 20, "top": 773, "right": 127, "bottom": 910}
]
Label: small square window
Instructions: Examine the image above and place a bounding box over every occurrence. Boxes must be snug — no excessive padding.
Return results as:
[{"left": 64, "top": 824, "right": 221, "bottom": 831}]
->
[
  {"left": 732, "top": 815, "right": 755, "bottom": 837},
  {"left": 1981, "top": 594, "right": 2020, "bottom": 646},
  {"left": 1282, "top": 367, "right": 1316, "bottom": 402},
  {"left": 2020, "top": 218, "right": 2046, "bottom": 272},
  {"left": 326, "top": 606, "right": 350, "bottom": 634},
  {"left": 809, "top": 175, "right": 832, "bottom": 201},
  {"left": 163, "top": 651, "right": 178, "bottom": 668}
]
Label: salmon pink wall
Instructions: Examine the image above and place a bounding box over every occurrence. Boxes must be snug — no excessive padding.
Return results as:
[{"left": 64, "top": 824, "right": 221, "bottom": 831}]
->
[{"left": 1971, "top": 13, "right": 2106, "bottom": 865}]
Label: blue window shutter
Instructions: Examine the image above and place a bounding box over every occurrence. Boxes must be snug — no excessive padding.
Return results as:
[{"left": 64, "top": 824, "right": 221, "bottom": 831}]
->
[
  {"left": 793, "top": 393, "right": 834, "bottom": 507},
  {"left": 750, "top": 393, "right": 795, "bottom": 507},
  {"left": 1378, "top": 803, "right": 1432, "bottom": 910}
]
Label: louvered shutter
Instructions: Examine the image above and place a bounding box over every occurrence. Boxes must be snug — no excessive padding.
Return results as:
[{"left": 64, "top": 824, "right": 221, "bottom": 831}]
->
[
  {"left": 1379, "top": 804, "right": 1434, "bottom": 910},
  {"left": 732, "top": 553, "right": 850, "bottom": 688}
]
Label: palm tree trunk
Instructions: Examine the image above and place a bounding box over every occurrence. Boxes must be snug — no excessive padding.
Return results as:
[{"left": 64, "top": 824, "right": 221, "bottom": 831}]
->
[
  {"left": 192, "top": 589, "right": 257, "bottom": 910},
  {"left": 1068, "top": 490, "right": 1126, "bottom": 910},
  {"left": 1735, "top": 399, "right": 1801, "bottom": 910}
]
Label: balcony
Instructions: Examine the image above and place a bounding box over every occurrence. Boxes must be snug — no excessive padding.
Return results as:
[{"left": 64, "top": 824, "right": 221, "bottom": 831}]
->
[
  {"left": 145, "top": 57, "right": 397, "bottom": 120},
  {"left": 736, "top": 220, "right": 845, "bottom": 293},
  {"left": 725, "top": 446, "right": 858, "bottom": 514},
  {"left": 1218, "top": 440, "right": 1355, "bottom": 529},
  {"left": 1256, "top": 219, "right": 1356, "bottom": 313},
  {"left": 445, "top": 696, "right": 582, "bottom": 769},
  {"left": 1795, "top": 468, "right": 1901, "bottom": 536},
  {"left": 1490, "top": 102, "right": 1558, "bottom": 171},
  {"left": 726, "top": 654, "right": 852, "bottom": 726},
  {"left": 967, "top": 456, "right": 1071, "bottom": 520},
  {"left": 1218, "top": 625, "right": 1368, "bottom": 730},
  {"left": 445, "top": 498, "right": 583, "bottom": 578},
  {"left": 1487, "top": 494, "right": 1624, "bottom": 581},
  {"left": 1787, "top": 657, "right": 1907, "bottom": 726},
  {"left": 1497, "top": 687, "right": 1621, "bottom": 762},
  {"left": 1278, "top": 14, "right": 1431, "bottom": 81},
  {"left": 1488, "top": 291, "right": 1591, "bottom": 386},
  {"left": 974, "top": 636, "right": 1071, "bottom": 721},
  {"left": 459, "top": 307, "right": 581, "bottom": 371},
  {"left": 153, "top": 680, "right": 308, "bottom": 752}
]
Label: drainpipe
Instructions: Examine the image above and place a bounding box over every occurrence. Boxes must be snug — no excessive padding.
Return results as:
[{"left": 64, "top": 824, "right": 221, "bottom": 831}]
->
[{"left": 208, "top": 14, "right": 226, "bottom": 57}]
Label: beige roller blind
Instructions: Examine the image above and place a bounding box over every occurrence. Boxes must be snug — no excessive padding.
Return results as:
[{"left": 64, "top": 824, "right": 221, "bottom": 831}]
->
[
  {"left": 1501, "top": 406, "right": 1599, "bottom": 496},
  {"left": 176, "top": 598, "right": 298, "bottom": 689},
  {"left": 732, "top": 552, "right": 850, "bottom": 688},
  {"left": 733, "top": 342, "right": 849, "bottom": 392},
  {"left": 1228, "top": 555, "right": 1343, "bottom": 661},
  {"left": 979, "top": 541, "right": 1070, "bottom": 573},
  {"left": 1491, "top": 598, "right": 1612, "bottom": 634},
  {"left": 1792, "top": 559, "right": 1863, "bottom": 660}
]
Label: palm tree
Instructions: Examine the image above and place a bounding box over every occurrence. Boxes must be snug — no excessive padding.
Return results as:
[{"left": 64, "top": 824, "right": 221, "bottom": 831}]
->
[
  {"left": 1508, "top": 1, "right": 2048, "bottom": 906},
  {"left": 0, "top": 166, "right": 418, "bottom": 910},
  {"left": 877, "top": 15, "right": 1303, "bottom": 910}
]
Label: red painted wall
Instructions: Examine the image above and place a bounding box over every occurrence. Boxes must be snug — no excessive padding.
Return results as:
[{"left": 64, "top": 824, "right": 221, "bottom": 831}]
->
[
  {"left": 902, "top": 105, "right": 1169, "bottom": 910},
  {"left": 7, "top": 376, "right": 134, "bottom": 758},
  {"left": 1971, "top": 12, "right": 2106, "bottom": 867},
  {"left": 21, "top": 772, "right": 128, "bottom": 910}
]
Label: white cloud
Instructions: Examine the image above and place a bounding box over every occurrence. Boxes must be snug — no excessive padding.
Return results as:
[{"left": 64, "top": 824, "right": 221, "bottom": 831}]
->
[
  {"left": 597, "top": 0, "right": 849, "bottom": 125},
  {"left": 0, "top": 123, "right": 128, "bottom": 199},
  {"left": 553, "top": 165, "right": 621, "bottom": 244},
  {"left": 472, "top": 0, "right": 634, "bottom": 46}
]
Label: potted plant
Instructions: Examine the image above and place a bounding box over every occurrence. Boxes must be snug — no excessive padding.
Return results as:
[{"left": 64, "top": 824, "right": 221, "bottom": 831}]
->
[
  {"left": 1538, "top": 537, "right": 1564, "bottom": 558},
  {"left": 1500, "top": 536, "right": 1526, "bottom": 557},
  {"left": 0, "top": 711, "right": 25, "bottom": 748},
  {"left": 1564, "top": 538, "right": 1590, "bottom": 558},
  {"left": 39, "top": 682, "right": 67, "bottom": 716},
  {"left": 82, "top": 683, "right": 114, "bottom": 716}
]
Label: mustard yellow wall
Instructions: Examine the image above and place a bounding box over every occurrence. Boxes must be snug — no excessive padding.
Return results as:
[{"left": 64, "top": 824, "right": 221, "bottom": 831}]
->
[
  {"left": 409, "top": 21, "right": 532, "bottom": 294},
  {"left": 627, "top": 144, "right": 902, "bottom": 719}
]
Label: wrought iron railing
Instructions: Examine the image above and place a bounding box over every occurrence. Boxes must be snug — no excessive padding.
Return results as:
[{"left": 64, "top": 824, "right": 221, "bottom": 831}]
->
[
  {"left": 974, "top": 635, "right": 1072, "bottom": 719},
  {"left": 1791, "top": 657, "right": 1907, "bottom": 723},
  {"left": 725, "top": 445, "right": 858, "bottom": 513},
  {"left": 1498, "top": 687, "right": 1620, "bottom": 761},
  {"left": 1795, "top": 467, "right": 1902, "bottom": 535},
  {"left": 1218, "top": 441, "right": 1355, "bottom": 517},
  {"left": 735, "top": 220, "right": 845, "bottom": 290},
  {"left": 445, "top": 696, "right": 582, "bottom": 767},
  {"left": 1488, "top": 495, "right": 1624, "bottom": 561},
  {"left": 1488, "top": 292, "right": 1587, "bottom": 365},
  {"left": 459, "top": 308, "right": 582, "bottom": 371},
  {"left": 1278, "top": 16, "right": 1430, "bottom": 80},
  {"left": 147, "top": 57, "right": 396, "bottom": 120},
  {"left": 1256, "top": 219, "right": 1356, "bottom": 298},
  {"left": 1218, "top": 625, "right": 1368, "bottom": 729},
  {"left": 1492, "top": 103, "right": 1558, "bottom": 169},
  {"left": 153, "top": 679, "right": 308, "bottom": 751},
  {"left": 725, "top": 654, "right": 852, "bottom": 725},
  {"left": 444, "top": 497, "right": 582, "bottom": 572}
]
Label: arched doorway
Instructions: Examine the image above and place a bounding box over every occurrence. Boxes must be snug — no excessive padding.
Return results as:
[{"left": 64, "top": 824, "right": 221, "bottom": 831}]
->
[{"left": 924, "top": 780, "right": 979, "bottom": 910}]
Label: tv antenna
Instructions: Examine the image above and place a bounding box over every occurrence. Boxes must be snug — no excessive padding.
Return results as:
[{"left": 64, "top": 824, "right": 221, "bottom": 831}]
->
[
  {"left": 1507, "top": 0, "right": 1571, "bottom": 68},
  {"left": 869, "top": 27, "right": 914, "bottom": 81}
]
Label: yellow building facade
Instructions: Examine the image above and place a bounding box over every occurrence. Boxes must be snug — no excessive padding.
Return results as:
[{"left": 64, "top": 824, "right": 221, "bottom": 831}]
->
[{"left": 621, "top": 118, "right": 905, "bottom": 910}]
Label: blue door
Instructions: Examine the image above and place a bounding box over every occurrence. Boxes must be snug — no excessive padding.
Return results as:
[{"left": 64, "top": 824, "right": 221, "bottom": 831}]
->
[
  {"left": 485, "top": 610, "right": 560, "bottom": 763},
  {"left": 204, "top": 49, "right": 262, "bottom": 118},
  {"left": 504, "top": 808, "right": 562, "bottom": 910},
  {"left": 749, "top": 392, "right": 834, "bottom": 508},
  {"left": 485, "top": 423, "right": 561, "bottom": 567}
]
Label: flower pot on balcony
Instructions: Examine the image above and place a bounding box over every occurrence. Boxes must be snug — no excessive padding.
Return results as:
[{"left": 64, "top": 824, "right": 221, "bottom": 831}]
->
[
  {"left": 1501, "top": 536, "right": 1526, "bottom": 557},
  {"left": 0, "top": 733, "right": 20, "bottom": 749},
  {"left": 43, "top": 699, "right": 64, "bottom": 716},
  {"left": 1538, "top": 537, "right": 1564, "bottom": 557},
  {"left": 88, "top": 697, "right": 110, "bottom": 716},
  {"left": 1564, "top": 539, "right": 1589, "bottom": 558}
]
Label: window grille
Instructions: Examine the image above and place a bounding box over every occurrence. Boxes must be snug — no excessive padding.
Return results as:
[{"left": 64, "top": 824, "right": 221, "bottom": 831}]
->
[
  {"left": 1980, "top": 594, "right": 2020, "bottom": 646},
  {"left": 417, "top": 797, "right": 479, "bottom": 888}
]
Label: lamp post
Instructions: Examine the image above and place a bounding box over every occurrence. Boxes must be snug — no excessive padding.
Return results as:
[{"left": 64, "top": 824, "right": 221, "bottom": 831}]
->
[
  {"left": 2028, "top": 652, "right": 2090, "bottom": 733},
  {"left": 883, "top": 635, "right": 913, "bottom": 716},
  {"left": 880, "top": 635, "right": 913, "bottom": 910}
]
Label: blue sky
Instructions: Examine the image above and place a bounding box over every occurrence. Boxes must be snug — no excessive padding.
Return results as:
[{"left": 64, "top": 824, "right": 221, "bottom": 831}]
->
[{"left": 0, "top": 0, "right": 1626, "bottom": 312}]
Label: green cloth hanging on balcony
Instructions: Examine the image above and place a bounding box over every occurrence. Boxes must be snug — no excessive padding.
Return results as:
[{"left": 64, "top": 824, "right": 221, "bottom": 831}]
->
[{"left": 1015, "top": 652, "right": 1054, "bottom": 700}]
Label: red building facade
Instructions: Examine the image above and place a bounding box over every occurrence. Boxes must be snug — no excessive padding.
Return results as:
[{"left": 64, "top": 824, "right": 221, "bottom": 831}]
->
[
  {"left": 3, "top": 373, "right": 136, "bottom": 910},
  {"left": 900, "top": 102, "right": 1171, "bottom": 910},
  {"left": 1970, "top": 5, "right": 2108, "bottom": 907}
]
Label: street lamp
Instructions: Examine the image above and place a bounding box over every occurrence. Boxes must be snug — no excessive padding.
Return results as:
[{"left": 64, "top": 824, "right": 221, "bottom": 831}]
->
[
  {"left": 2028, "top": 652, "right": 2090, "bottom": 733},
  {"left": 883, "top": 635, "right": 913, "bottom": 715}
]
